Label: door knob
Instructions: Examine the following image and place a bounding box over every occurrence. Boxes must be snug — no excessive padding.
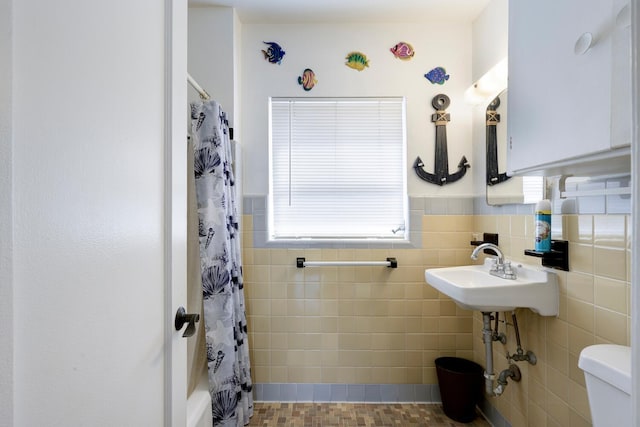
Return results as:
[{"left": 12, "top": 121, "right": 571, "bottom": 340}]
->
[{"left": 174, "top": 306, "right": 200, "bottom": 338}]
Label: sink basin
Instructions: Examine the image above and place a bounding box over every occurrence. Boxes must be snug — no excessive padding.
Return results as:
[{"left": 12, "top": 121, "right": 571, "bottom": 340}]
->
[{"left": 425, "top": 259, "right": 559, "bottom": 316}]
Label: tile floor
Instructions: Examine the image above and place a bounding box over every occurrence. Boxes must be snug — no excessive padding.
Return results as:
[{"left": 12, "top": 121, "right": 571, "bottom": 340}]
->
[{"left": 247, "top": 402, "right": 491, "bottom": 426}]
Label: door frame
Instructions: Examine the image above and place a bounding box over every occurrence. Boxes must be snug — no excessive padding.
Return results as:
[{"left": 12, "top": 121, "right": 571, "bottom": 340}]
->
[
  {"left": 631, "top": 0, "right": 639, "bottom": 424},
  {"left": 0, "top": 0, "right": 14, "bottom": 423},
  {"left": 164, "top": 0, "right": 189, "bottom": 425}
]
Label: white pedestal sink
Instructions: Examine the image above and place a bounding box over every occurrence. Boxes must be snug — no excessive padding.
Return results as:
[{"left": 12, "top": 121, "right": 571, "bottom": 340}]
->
[{"left": 425, "top": 258, "right": 559, "bottom": 316}]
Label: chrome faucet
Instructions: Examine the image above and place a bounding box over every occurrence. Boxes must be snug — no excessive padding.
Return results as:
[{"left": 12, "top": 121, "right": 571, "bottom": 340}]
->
[
  {"left": 470, "top": 243, "right": 517, "bottom": 280},
  {"left": 471, "top": 243, "right": 504, "bottom": 263}
]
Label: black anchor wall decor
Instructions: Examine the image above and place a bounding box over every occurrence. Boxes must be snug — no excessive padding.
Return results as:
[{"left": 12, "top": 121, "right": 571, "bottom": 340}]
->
[
  {"left": 486, "top": 95, "right": 511, "bottom": 186},
  {"left": 414, "top": 94, "right": 470, "bottom": 186}
]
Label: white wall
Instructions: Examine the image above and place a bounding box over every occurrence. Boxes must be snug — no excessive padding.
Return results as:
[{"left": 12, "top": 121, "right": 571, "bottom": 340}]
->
[
  {"left": 233, "top": 10, "right": 242, "bottom": 138},
  {"left": 188, "top": 7, "right": 238, "bottom": 126},
  {"left": 11, "top": 1, "right": 171, "bottom": 424},
  {"left": 470, "top": 0, "right": 509, "bottom": 198},
  {"left": 471, "top": 0, "right": 508, "bottom": 83},
  {"left": 0, "top": 0, "right": 13, "bottom": 423},
  {"left": 239, "top": 22, "right": 474, "bottom": 197}
]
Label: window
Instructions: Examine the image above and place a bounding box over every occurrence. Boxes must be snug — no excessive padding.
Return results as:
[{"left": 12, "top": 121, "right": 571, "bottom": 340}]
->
[
  {"left": 269, "top": 97, "right": 408, "bottom": 241},
  {"left": 522, "top": 176, "right": 545, "bottom": 204}
]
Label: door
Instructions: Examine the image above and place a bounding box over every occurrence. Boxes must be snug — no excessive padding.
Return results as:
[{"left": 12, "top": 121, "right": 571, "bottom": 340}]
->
[{"left": 11, "top": 0, "right": 188, "bottom": 425}]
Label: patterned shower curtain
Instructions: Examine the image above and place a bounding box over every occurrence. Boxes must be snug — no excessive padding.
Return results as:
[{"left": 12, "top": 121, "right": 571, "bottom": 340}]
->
[{"left": 190, "top": 100, "right": 253, "bottom": 426}]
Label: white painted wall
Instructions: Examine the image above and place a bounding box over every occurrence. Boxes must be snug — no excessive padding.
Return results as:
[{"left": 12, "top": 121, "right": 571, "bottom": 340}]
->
[
  {"left": 0, "top": 0, "right": 14, "bottom": 423},
  {"left": 471, "top": 0, "right": 508, "bottom": 83},
  {"left": 470, "top": 0, "right": 509, "bottom": 198},
  {"left": 239, "top": 22, "right": 473, "bottom": 196},
  {"left": 186, "top": 13, "right": 475, "bottom": 197},
  {"left": 188, "top": 7, "right": 238, "bottom": 127},
  {"left": 10, "top": 1, "right": 174, "bottom": 424},
  {"left": 233, "top": 10, "right": 243, "bottom": 139}
]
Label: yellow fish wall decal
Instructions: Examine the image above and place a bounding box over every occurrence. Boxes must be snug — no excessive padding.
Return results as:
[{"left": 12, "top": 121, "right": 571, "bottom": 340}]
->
[{"left": 345, "top": 51, "right": 369, "bottom": 71}]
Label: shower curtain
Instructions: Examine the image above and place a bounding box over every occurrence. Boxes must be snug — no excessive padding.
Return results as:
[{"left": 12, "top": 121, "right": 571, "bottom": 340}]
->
[{"left": 190, "top": 100, "right": 253, "bottom": 426}]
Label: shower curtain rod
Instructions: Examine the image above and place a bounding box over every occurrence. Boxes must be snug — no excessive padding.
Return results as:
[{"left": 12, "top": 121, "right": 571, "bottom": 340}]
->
[{"left": 187, "top": 73, "right": 211, "bottom": 100}]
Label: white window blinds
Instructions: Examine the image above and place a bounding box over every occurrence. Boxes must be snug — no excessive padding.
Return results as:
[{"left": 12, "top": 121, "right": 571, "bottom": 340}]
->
[
  {"left": 522, "top": 176, "right": 545, "bottom": 204},
  {"left": 269, "top": 97, "right": 408, "bottom": 240}
]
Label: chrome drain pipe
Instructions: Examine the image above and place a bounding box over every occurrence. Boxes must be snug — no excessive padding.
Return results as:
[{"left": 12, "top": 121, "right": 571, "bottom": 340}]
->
[
  {"left": 494, "top": 364, "right": 522, "bottom": 396},
  {"left": 482, "top": 311, "right": 522, "bottom": 397},
  {"left": 482, "top": 312, "right": 497, "bottom": 396}
]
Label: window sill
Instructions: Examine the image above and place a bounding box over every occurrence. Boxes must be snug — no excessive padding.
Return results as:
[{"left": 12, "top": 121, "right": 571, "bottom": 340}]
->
[{"left": 262, "top": 237, "right": 415, "bottom": 249}]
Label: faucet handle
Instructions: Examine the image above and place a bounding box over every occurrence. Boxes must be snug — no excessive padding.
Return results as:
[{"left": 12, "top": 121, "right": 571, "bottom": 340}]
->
[
  {"left": 503, "top": 260, "right": 512, "bottom": 271},
  {"left": 502, "top": 261, "right": 517, "bottom": 279}
]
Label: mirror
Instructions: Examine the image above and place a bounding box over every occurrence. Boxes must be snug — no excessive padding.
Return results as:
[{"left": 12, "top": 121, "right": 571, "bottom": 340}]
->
[{"left": 486, "top": 89, "right": 544, "bottom": 205}]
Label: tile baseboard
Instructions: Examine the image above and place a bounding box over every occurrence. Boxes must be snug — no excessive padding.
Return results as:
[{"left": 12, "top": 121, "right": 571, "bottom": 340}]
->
[
  {"left": 252, "top": 382, "right": 511, "bottom": 426},
  {"left": 252, "top": 383, "right": 441, "bottom": 403}
]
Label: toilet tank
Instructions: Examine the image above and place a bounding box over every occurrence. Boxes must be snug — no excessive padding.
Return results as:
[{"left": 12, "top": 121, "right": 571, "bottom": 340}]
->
[{"left": 578, "top": 344, "right": 631, "bottom": 427}]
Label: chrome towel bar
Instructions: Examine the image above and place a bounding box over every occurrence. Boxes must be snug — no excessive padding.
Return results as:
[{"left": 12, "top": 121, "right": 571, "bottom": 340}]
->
[{"left": 296, "top": 257, "right": 397, "bottom": 268}]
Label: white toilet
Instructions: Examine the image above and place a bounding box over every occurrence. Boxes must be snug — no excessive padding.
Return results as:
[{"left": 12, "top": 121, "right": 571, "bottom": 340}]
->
[{"left": 578, "top": 344, "right": 631, "bottom": 427}]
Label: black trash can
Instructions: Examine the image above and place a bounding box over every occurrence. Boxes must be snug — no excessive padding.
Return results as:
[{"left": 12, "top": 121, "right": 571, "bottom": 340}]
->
[{"left": 435, "top": 357, "right": 484, "bottom": 423}]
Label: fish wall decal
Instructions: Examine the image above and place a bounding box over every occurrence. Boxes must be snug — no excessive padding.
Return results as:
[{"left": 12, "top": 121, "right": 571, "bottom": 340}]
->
[
  {"left": 345, "top": 51, "right": 369, "bottom": 71},
  {"left": 262, "top": 41, "right": 286, "bottom": 65},
  {"left": 390, "top": 42, "right": 415, "bottom": 60},
  {"left": 298, "top": 68, "right": 317, "bottom": 91},
  {"left": 425, "top": 67, "right": 450, "bottom": 84}
]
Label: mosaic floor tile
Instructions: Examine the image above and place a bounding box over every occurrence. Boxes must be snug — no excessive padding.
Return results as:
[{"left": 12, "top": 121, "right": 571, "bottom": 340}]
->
[{"left": 247, "top": 403, "right": 490, "bottom": 426}]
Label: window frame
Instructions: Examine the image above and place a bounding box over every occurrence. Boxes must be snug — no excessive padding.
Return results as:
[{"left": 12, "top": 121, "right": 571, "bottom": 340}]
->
[{"left": 267, "top": 96, "right": 409, "bottom": 244}]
